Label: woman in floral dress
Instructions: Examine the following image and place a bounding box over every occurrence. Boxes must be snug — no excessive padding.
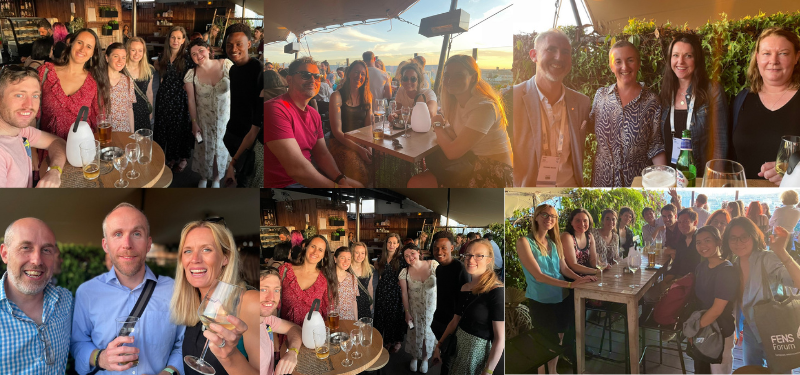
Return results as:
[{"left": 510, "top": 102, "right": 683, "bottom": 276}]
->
[
  {"left": 400, "top": 245, "right": 438, "bottom": 373},
  {"left": 105, "top": 43, "right": 136, "bottom": 132},
  {"left": 185, "top": 38, "right": 232, "bottom": 188},
  {"left": 155, "top": 26, "right": 193, "bottom": 172},
  {"left": 333, "top": 247, "right": 359, "bottom": 320},
  {"left": 373, "top": 233, "right": 408, "bottom": 352}
]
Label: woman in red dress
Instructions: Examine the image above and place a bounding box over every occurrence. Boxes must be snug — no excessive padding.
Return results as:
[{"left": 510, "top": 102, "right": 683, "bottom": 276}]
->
[
  {"left": 37, "top": 29, "right": 109, "bottom": 140},
  {"left": 278, "top": 235, "right": 339, "bottom": 327}
]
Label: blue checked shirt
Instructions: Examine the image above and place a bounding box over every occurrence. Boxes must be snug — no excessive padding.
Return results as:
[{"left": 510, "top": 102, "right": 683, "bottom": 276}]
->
[
  {"left": 70, "top": 266, "right": 185, "bottom": 375},
  {"left": 0, "top": 272, "right": 74, "bottom": 375}
]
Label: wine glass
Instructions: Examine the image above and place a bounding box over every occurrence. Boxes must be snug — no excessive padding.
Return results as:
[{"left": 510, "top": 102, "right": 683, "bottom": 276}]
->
[
  {"left": 596, "top": 254, "right": 608, "bottom": 287},
  {"left": 340, "top": 332, "right": 353, "bottom": 367},
  {"left": 400, "top": 106, "right": 411, "bottom": 138},
  {"left": 775, "top": 135, "right": 800, "bottom": 176},
  {"left": 113, "top": 152, "right": 129, "bottom": 188},
  {"left": 388, "top": 100, "right": 397, "bottom": 122},
  {"left": 628, "top": 255, "right": 642, "bottom": 288},
  {"left": 702, "top": 159, "right": 747, "bottom": 188},
  {"left": 125, "top": 143, "right": 140, "bottom": 179},
  {"left": 350, "top": 328, "right": 363, "bottom": 359},
  {"left": 184, "top": 280, "right": 246, "bottom": 375}
]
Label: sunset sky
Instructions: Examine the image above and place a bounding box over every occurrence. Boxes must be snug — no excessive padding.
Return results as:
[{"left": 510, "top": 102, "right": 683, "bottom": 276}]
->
[{"left": 264, "top": 0, "right": 589, "bottom": 69}]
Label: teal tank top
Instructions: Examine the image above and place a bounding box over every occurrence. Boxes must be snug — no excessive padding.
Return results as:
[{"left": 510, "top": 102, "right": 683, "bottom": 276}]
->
[{"left": 522, "top": 236, "right": 568, "bottom": 304}]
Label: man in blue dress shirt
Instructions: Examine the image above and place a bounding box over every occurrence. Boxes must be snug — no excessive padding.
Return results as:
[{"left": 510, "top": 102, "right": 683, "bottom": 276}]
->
[
  {"left": 71, "top": 203, "right": 185, "bottom": 375},
  {"left": 0, "top": 217, "right": 74, "bottom": 374}
]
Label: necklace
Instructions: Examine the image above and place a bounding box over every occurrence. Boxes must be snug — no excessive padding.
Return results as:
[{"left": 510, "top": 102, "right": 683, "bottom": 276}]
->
[{"left": 764, "top": 88, "right": 790, "bottom": 110}]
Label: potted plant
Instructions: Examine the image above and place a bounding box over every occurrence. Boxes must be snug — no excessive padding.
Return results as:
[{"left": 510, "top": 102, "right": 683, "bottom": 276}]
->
[
  {"left": 108, "top": 20, "right": 119, "bottom": 30},
  {"left": 328, "top": 216, "right": 344, "bottom": 227},
  {"left": 332, "top": 228, "right": 343, "bottom": 241},
  {"left": 101, "top": 25, "right": 112, "bottom": 36},
  {"left": 99, "top": 6, "right": 118, "bottom": 18}
]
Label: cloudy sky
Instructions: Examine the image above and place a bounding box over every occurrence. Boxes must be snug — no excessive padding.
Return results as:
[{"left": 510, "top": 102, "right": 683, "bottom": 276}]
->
[{"left": 264, "top": 0, "right": 590, "bottom": 69}]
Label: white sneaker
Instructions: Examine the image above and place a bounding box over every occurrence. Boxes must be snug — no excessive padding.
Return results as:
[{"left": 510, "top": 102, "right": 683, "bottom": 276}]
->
[
  {"left": 410, "top": 359, "right": 418, "bottom": 372},
  {"left": 419, "top": 360, "right": 428, "bottom": 373},
  {"left": 198, "top": 179, "right": 208, "bottom": 188}
]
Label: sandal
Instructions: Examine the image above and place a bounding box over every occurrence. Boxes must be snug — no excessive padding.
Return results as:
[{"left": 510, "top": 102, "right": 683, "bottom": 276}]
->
[{"left": 174, "top": 158, "right": 188, "bottom": 173}]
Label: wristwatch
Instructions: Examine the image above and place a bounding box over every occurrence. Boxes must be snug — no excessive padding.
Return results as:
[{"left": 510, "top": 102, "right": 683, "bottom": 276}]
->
[
  {"left": 163, "top": 368, "right": 177, "bottom": 375},
  {"left": 333, "top": 174, "right": 346, "bottom": 184},
  {"left": 433, "top": 121, "right": 443, "bottom": 129},
  {"left": 46, "top": 165, "right": 63, "bottom": 175}
]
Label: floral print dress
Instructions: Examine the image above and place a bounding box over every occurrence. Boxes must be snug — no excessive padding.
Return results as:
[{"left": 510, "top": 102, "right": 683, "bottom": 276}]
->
[
  {"left": 109, "top": 74, "right": 136, "bottom": 132},
  {"left": 184, "top": 59, "right": 233, "bottom": 180},
  {"left": 400, "top": 260, "right": 439, "bottom": 359},
  {"left": 337, "top": 272, "right": 359, "bottom": 321}
]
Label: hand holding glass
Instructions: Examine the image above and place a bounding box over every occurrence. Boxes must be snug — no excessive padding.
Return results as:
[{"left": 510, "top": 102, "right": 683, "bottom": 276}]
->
[
  {"left": 400, "top": 106, "right": 411, "bottom": 138},
  {"left": 184, "top": 280, "right": 245, "bottom": 375}
]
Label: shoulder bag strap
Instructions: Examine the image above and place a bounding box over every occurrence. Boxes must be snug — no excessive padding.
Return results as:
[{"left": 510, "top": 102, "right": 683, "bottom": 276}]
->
[{"left": 126, "top": 70, "right": 153, "bottom": 114}]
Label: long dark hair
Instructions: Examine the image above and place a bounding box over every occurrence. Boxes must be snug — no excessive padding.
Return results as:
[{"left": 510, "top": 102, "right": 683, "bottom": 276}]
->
[
  {"left": 376, "top": 233, "right": 402, "bottom": 274},
  {"left": 337, "top": 60, "right": 371, "bottom": 110},
  {"left": 56, "top": 29, "right": 109, "bottom": 114},
  {"left": 158, "top": 26, "right": 187, "bottom": 77},
  {"left": 722, "top": 217, "right": 767, "bottom": 258},
  {"left": 659, "top": 33, "right": 710, "bottom": 108},
  {"left": 290, "top": 235, "right": 338, "bottom": 308}
]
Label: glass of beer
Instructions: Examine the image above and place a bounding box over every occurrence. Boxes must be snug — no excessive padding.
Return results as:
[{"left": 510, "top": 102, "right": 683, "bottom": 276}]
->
[
  {"left": 372, "top": 114, "right": 384, "bottom": 140},
  {"left": 641, "top": 165, "right": 677, "bottom": 189},
  {"left": 97, "top": 114, "right": 112, "bottom": 146},
  {"left": 328, "top": 309, "right": 340, "bottom": 331},
  {"left": 115, "top": 316, "right": 140, "bottom": 373},
  {"left": 313, "top": 326, "right": 330, "bottom": 360},
  {"left": 647, "top": 245, "right": 656, "bottom": 268},
  {"left": 775, "top": 135, "right": 800, "bottom": 176},
  {"left": 80, "top": 140, "right": 100, "bottom": 180},
  {"left": 702, "top": 159, "right": 747, "bottom": 188}
]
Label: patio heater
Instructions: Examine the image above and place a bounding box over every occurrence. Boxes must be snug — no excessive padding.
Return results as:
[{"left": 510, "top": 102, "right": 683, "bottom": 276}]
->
[{"left": 418, "top": 2, "right": 470, "bottom": 97}]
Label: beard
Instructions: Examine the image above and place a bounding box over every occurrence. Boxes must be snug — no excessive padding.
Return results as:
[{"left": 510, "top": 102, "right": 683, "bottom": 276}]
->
[
  {"left": 7, "top": 266, "right": 50, "bottom": 295},
  {"left": 112, "top": 256, "right": 144, "bottom": 278},
  {"left": 0, "top": 104, "right": 35, "bottom": 130}
]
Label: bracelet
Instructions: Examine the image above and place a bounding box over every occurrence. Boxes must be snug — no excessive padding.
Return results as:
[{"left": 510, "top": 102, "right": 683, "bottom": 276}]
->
[
  {"left": 93, "top": 349, "right": 105, "bottom": 369},
  {"left": 287, "top": 347, "right": 299, "bottom": 355},
  {"left": 485, "top": 368, "right": 494, "bottom": 374},
  {"left": 568, "top": 281, "right": 572, "bottom": 289}
]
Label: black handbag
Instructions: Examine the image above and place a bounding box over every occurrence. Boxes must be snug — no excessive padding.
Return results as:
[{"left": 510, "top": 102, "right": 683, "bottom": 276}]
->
[{"left": 425, "top": 149, "right": 477, "bottom": 186}]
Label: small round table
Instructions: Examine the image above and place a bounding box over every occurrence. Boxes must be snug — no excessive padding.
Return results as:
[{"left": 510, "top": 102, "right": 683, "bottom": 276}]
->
[
  {"left": 293, "top": 320, "right": 384, "bottom": 375},
  {"left": 60, "top": 131, "right": 169, "bottom": 188}
]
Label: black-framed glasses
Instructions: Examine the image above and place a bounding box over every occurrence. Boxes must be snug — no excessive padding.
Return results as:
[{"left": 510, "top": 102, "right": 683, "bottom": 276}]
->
[
  {"left": 37, "top": 324, "right": 55, "bottom": 366},
  {"left": 203, "top": 216, "right": 226, "bottom": 227},
  {"left": 290, "top": 71, "right": 323, "bottom": 81},
  {"left": 392, "top": 138, "right": 403, "bottom": 150},
  {"left": 728, "top": 234, "right": 752, "bottom": 244},
  {"left": 401, "top": 76, "right": 417, "bottom": 83},
  {"left": 539, "top": 213, "right": 558, "bottom": 220}
]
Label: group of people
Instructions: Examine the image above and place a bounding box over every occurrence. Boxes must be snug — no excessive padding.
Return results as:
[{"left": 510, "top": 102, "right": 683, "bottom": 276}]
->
[
  {"left": 0, "top": 22, "right": 265, "bottom": 188},
  {"left": 516, "top": 27, "right": 800, "bottom": 187},
  {"left": 261, "top": 230, "right": 504, "bottom": 375},
  {"left": 0, "top": 203, "right": 263, "bottom": 374},
  {"left": 264, "top": 48, "right": 513, "bottom": 188},
  {"left": 518, "top": 189, "right": 800, "bottom": 373}
]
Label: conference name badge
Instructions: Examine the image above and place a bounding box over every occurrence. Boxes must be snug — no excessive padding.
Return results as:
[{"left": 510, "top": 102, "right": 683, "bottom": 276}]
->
[{"left": 537, "top": 155, "right": 560, "bottom": 187}]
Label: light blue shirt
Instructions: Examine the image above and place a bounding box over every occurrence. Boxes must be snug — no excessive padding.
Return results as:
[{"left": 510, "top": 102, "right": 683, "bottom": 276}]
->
[
  {"left": 71, "top": 266, "right": 185, "bottom": 375},
  {"left": 0, "top": 272, "right": 74, "bottom": 374},
  {"left": 736, "top": 250, "right": 797, "bottom": 343}
]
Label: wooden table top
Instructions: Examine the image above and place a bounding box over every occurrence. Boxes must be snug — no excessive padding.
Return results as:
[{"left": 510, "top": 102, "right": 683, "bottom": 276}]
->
[
  {"left": 294, "top": 319, "right": 384, "bottom": 375},
  {"left": 631, "top": 176, "right": 775, "bottom": 188},
  {"left": 573, "top": 254, "right": 671, "bottom": 300},
  {"left": 60, "top": 131, "right": 167, "bottom": 188},
  {"left": 344, "top": 125, "right": 439, "bottom": 163}
]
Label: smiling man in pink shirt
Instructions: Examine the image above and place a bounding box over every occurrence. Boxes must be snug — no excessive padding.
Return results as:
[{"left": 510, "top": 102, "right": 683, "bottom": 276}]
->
[
  {"left": 0, "top": 66, "right": 65, "bottom": 188},
  {"left": 260, "top": 268, "right": 302, "bottom": 375}
]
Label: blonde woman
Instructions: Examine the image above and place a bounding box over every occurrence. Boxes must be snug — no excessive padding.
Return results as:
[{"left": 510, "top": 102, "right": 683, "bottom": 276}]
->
[
  {"left": 333, "top": 246, "right": 359, "bottom": 320},
  {"left": 407, "top": 55, "right": 512, "bottom": 188},
  {"left": 170, "top": 221, "right": 259, "bottom": 375},
  {"left": 125, "top": 36, "right": 155, "bottom": 130},
  {"left": 203, "top": 24, "right": 222, "bottom": 48},
  {"left": 351, "top": 241, "right": 374, "bottom": 318}
]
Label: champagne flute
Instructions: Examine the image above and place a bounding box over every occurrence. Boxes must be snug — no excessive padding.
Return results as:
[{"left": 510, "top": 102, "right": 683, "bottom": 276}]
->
[
  {"left": 702, "top": 159, "right": 747, "bottom": 188},
  {"left": 184, "top": 280, "right": 246, "bottom": 375},
  {"left": 628, "top": 255, "right": 642, "bottom": 288},
  {"left": 596, "top": 254, "right": 608, "bottom": 287},
  {"left": 125, "top": 143, "right": 140, "bottom": 179},
  {"left": 350, "top": 328, "right": 363, "bottom": 359},
  {"left": 775, "top": 135, "right": 800, "bottom": 175},
  {"left": 113, "top": 152, "right": 129, "bottom": 188},
  {"left": 340, "top": 332, "right": 353, "bottom": 367},
  {"left": 400, "top": 106, "right": 411, "bottom": 138}
]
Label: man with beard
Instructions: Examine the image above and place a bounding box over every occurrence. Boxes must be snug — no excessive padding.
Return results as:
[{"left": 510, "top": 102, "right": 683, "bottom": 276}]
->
[
  {"left": 71, "top": 203, "right": 184, "bottom": 375},
  {"left": 0, "top": 66, "right": 66, "bottom": 187},
  {"left": 0, "top": 218, "right": 73, "bottom": 374},
  {"left": 264, "top": 56, "right": 363, "bottom": 188},
  {"left": 512, "top": 29, "right": 590, "bottom": 187},
  {"left": 223, "top": 23, "right": 263, "bottom": 187},
  {"left": 260, "top": 268, "right": 302, "bottom": 375},
  {"left": 429, "top": 231, "right": 470, "bottom": 375}
]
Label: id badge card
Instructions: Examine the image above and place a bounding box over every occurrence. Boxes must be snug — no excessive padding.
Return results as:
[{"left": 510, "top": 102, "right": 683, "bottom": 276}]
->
[
  {"left": 670, "top": 137, "right": 682, "bottom": 164},
  {"left": 537, "top": 155, "right": 560, "bottom": 187}
]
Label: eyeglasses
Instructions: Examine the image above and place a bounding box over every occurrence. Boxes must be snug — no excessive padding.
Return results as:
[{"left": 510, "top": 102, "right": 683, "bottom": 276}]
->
[
  {"left": 37, "top": 324, "right": 55, "bottom": 366},
  {"left": 392, "top": 138, "right": 403, "bottom": 150},
  {"left": 728, "top": 234, "right": 752, "bottom": 244},
  {"left": 401, "top": 76, "right": 418, "bottom": 83},
  {"left": 539, "top": 213, "right": 558, "bottom": 220},
  {"left": 291, "top": 71, "right": 323, "bottom": 81},
  {"left": 462, "top": 254, "right": 488, "bottom": 261}
]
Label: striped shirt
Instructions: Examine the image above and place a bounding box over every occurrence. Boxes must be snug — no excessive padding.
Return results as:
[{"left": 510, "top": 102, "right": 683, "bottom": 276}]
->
[{"left": 0, "top": 272, "right": 74, "bottom": 374}]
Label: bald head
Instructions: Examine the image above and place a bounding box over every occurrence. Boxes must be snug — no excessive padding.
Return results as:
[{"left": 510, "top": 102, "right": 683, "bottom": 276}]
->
[
  {"left": 102, "top": 202, "right": 150, "bottom": 239},
  {"left": 1, "top": 218, "right": 58, "bottom": 297},
  {"left": 4, "top": 218, "right": 55, "bottom": 247}
]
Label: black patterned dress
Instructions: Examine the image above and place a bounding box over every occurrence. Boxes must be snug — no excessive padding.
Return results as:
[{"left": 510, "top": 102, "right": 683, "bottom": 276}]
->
[
  {"left": 356, "top": 273, "right": 373, "bottom": 319},
  {"left": 154, "top": 56, "right": 193, "bottom": 162},
  {"left": 373, "top": 258, "right": 408, "bottom": 345},
  {"left": 133, "top": 66, "right": 155, "bottom": 132}
]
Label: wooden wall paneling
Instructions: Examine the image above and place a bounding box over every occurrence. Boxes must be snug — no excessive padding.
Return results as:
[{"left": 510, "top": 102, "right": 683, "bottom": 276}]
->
[{"left": 275, "top": 199, "right": 317, "bottom": 235}]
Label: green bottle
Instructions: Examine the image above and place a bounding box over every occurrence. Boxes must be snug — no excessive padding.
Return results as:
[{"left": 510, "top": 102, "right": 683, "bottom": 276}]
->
[{"left": 676, "top": 129, "right": 696, "bottom": 187}]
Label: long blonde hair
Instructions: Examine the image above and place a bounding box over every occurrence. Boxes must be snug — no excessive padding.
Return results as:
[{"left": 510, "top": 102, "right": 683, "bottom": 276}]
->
[
  {"left": 170, "top": 221, "right": 240, "bottom": 326},
  {"left": 439, "top": 55, "right": 508, "bottom": 130},
  {"left": 466, "top": 239, "right": 502, "bottom": 294},
  {"left": 531, "top": 204, "right": 564, "bottom": 259},
  {"left": 350, "top": 241, "right": 373, "bottom": 278},
  {"left": 125, "top": 37, "right": 152, "bottom": 81}
]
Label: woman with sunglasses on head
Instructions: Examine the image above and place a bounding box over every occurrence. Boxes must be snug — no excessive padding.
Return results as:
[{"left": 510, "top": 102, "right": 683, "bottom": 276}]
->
[
  {"left": 155, "top": 26, "right": 193, "bottom": 173},
  {"left": 350, "top": 241, "right": 375, "bottom": 318},
  {"left": 394, "top": 60, "right": 437, "bottom": 119},
  {"left": 333, "top": 246, "right": 359, "bottom": 321},
  {"left": 170, "top": 221, "right": 259, "bottom": 375},
  {"left": 400, "top": 244, "right": 438, "bottom": 373},
  {"left": 432, "top": 239, "right": 504, "bottom": 375},
  {"left": 516, "top": 204, "right": 597, "bottom": 374},
  {"left": 278, "top": 235, "right": 338, "bottom": 327},
  {"left": 328, "top": 60, "right": 373, "bottom": 187},
  {"left": 725, "top": 217, "right": 800, "bottom": 372},
  {"left": 373, "top": 233, "right": 408, "bottom": 353}
]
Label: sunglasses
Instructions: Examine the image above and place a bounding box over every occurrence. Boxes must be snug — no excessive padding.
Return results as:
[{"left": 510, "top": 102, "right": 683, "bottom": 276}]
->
[
  {"left": 203, "top": 216, "right": 227, "bottom": 227},
  {"left": 392, "top": 138, "right": 403, "bottom": 150},
  {"left": 291, "top": 71, "right": 323, "bottom": 81},
  {"left": 401, "top": 76, "right": 418, "bottom": 83}
]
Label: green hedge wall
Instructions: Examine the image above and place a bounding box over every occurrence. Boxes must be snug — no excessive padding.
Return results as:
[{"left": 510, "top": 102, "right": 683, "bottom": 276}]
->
[{"left": 512, "top": 12, "right": 800, "bottom": 185}]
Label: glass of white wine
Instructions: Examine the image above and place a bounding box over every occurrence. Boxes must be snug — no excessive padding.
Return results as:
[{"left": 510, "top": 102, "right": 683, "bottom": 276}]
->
[
  {"left": 775, "top": 135, "right": 800, "bottom": 176},
  {"left": 400, "top": 106, "right": 411, "bottom": 137},
  {"left": 628, "top": 255, "right": 641, "bottom": 288},
  {"left": 115, "top": 316, "right": 140, "bottom": 374},
  {"left": 340, "top": 332, "right": 353, "bottom": 367},
  {"left": 184, "top": 280, "right": 245, "bottom": 375},
  {"left": 596, "top": 253, "right": 608, "bottom": 287}
]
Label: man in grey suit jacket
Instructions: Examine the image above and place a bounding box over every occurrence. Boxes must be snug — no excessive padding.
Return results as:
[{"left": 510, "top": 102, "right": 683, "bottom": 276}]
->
[{"left": 512, "top": 29, "right": 591, "bottom": 187}]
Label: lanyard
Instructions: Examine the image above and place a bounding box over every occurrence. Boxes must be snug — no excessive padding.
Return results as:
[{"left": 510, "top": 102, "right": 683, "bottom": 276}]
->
[
  {"left": 670, "top": 92, "right": 696, "bottom": 134},
  {"left": 540, "top": 100, "right": 568, "bottom": 157}
]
